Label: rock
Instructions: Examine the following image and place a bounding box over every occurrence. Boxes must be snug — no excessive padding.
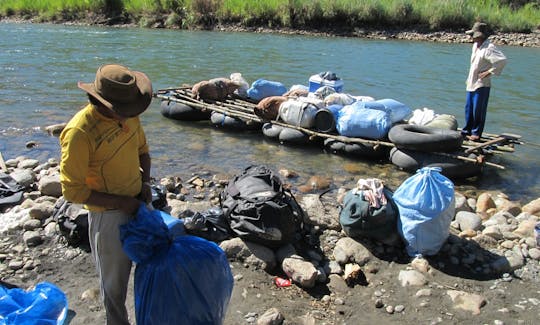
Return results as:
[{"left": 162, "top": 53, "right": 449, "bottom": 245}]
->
[
  {"left": 81, "top": 288, "right": 100, "bottom": 302},
  {"left": 333, "top": 237, "right": 371, "bottom": 265},
  {"left": 446, "top": 290, "right": 486, "bottom": 315},
  {"left": 476, "top": 193, "right": 496, "bottom": 213},
  {"left": 522, "top": 197, "right": 540, "bottom": 216},
  {"left": 415, "top": 288, "right": 432, "bottom": 297},
  {"left": 38, "top": 174, "right": 62, "bottom": 197},
  {"left": 454, "top": 192, "right": 471, "bottom": 213},
  {"left": 23, "top": 230, "right": 43, "bottom": 247},
  {"left": 45, "top": 123, "right": 67, "bottom": 136},
  {"left": 298, "top": 194, "right": 341, "bottom": 230},
  {"left": 398, "top": 269, "right": 427, "bottom": 286},
  {"left": 28, "top": 202, "right": 54, "bottom": 221},
  {"left": 455, "top": 211, "right": 483, "bottom": 231},
  {"left": 323, "top": 260, "right": 343, "bottom": 275},
  {"left": 9, "top": 169, "right": 35, "bottom": 188},
  {"left": 471, "top": 236, "right": 498, "bottom": 251},
  {"left": 482, "top": 225, "right": 503, "bottom": 240},
  {"left": 22, "top": 218, "right": 42, "bottom": 230},
  {"left": 528, "top": 248, "right": 540, "bottom": 260},
  {"left": 282, "top": 257, "right": 318, "bottom": 288},
  {"left": 496, "top": 199, "right": 522, "bottom": 217},
  {"left": 411, "top": 256, "right": 430, "bottom": 273},
  {"left": 327, "top": 274, "right": 349, "bottom": 293},
  {"left": 505, "top": 251, "right": 525, "bottom": 270},
  {"left": 257, "top": 308, "right": 284, "bottom": 325},
  {"left": 19, "top": 159, "right": 40, "bottom": 169},
  {"left": 513, "top": 219, "right": 536, "bottom": 238}
]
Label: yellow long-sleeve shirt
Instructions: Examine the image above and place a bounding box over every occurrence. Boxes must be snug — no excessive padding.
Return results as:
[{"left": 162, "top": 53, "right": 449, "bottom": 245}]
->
[{"left": 59, "top": 104, "right": 149, "bottom": 211}]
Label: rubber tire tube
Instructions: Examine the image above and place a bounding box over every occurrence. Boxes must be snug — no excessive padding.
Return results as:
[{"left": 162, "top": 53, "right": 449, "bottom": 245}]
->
[{"left": 388, "top": 123, "right": 463, "bottom": 152}]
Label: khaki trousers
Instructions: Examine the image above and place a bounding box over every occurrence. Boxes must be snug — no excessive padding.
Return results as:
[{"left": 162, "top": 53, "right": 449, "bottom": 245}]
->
[{"left": 88, "top": 210, "right": 133, "bottom": 325}]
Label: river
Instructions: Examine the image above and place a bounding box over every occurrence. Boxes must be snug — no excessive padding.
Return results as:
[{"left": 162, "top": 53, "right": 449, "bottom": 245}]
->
[{"left": 1, "top": 22, "right": 539, "bottom": 201}]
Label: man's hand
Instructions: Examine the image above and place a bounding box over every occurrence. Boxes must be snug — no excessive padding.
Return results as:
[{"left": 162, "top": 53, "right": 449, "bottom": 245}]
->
[
  {"left": 478, "top": 70, "right": 492, "bottom": 79},
  {"left": 140, "top": 182, "right": 152, "bottom": 204}
]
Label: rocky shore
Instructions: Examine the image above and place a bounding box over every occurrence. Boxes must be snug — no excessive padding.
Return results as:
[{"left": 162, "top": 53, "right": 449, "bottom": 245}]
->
[
  {"left": 1, "top": 155, "right": 540, "bottom": 324},
  {"left": 2, "top": 17, "right": 540, "bottom": 48},
  {"left": 216, "top": 24, "right": 540, "bottom": 48}
]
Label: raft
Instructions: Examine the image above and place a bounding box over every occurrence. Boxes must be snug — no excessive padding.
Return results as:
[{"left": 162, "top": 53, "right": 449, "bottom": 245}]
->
[{"left": 153, "top": 87, "right": 522, "bottom": 179}]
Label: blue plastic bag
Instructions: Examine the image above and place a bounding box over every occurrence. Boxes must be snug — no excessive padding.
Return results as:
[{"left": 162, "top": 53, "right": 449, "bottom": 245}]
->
[
  {"left": 120, "top": 204, "right": 233, "bottom": 325},
  {"left": 0, "top": 282, "right": 68, "bottom": 325},
  {"left": 336, "top": 101, "right": 392, "bottom": 139},
  {"left": 393, "top": 167, "right": 455, "bottom": 257},
  {"left": 247, "top": 79, "right": 287, "bottom": 101},
  {"left": 370, "top": 99, "right": 412, "bottom": 124}
]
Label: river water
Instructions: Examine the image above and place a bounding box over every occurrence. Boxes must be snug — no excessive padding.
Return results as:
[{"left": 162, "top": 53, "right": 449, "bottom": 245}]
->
[{"left": 1, "top": 22, "right": 539, "bottom": 201}]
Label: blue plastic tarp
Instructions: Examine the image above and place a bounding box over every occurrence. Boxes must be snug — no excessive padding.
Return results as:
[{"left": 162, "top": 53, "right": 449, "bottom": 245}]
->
[{"left": 0, "top": 282, "right": 67, "bottom": 325}]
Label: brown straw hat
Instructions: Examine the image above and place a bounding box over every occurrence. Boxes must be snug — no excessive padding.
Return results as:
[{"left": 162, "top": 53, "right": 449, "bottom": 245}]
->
[
  {"left": 466, "top": 22, "right": 491, "bottom": 39},
  {"left": 78, "top": 64, "right": 152, "bottom": 117}
]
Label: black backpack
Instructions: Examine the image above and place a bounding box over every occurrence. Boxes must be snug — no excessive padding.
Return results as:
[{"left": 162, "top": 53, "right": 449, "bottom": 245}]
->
[
  {"left": 52, "top": 197, "right": 90, "bottom": 249},
  {"left": 220, "top": 165, "right": 304, "bottom": 248}
]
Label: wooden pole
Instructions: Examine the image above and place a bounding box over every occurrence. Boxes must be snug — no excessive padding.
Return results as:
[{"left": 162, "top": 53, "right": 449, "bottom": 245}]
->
[{"left": 0, "top": 151, "right": 7, "bottom": 172}]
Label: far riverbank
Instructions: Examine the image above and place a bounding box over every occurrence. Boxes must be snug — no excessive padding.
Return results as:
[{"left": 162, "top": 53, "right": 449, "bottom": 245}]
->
[{"left": 1, "top": 17, "right": 540, "bottom": 47}]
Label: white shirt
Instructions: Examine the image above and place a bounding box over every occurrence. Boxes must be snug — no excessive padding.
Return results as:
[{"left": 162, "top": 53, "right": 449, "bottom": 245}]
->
[{"left": 466, "top": 39, "right": 507, "bottom": 92}]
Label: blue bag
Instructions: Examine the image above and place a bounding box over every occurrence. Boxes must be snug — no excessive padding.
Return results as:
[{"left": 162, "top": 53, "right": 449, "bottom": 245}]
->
[
  {"left": 120, "top": 204, "right": 233, "bottom": 325},
  {"left": 393, "top": 167, "right": 455, "bottom": 257},
  {"left": 336, "top": 101, "right": 392, "bottom": 139},
  {"left": 247, "top": 79, "right": 287, "bottom": 101},
  {"left": 0, "top": 282, "right": 68, "bottom": 325},
  {"left": 370, "top": 99, "right": 412, "bottom": 124}
]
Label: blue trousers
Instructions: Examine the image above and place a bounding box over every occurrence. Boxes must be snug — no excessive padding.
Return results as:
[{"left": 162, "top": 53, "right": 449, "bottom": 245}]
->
[{"left": 462, "top": 87, "right": 491, "bottom": 137}]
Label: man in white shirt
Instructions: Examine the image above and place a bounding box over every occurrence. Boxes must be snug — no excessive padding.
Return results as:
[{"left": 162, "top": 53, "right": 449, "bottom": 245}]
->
[{"left": 462, "top": 22, "right": 507, "bottom": 141}]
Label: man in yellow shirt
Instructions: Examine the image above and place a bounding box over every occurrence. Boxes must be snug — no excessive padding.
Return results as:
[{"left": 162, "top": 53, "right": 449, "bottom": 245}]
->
[{"left": 60, "top": 64, "right": 153, "bottom": 325}]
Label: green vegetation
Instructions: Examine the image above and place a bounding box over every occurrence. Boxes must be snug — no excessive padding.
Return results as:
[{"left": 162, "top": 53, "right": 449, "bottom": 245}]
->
[{"left": 0, "top": 0, "right": 538, "bottom": 33}]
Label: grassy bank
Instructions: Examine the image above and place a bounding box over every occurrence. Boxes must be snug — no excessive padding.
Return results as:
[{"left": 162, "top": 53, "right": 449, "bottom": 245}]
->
[{"left": 0, "top": 0, "right": 538, "bottom": 33}]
